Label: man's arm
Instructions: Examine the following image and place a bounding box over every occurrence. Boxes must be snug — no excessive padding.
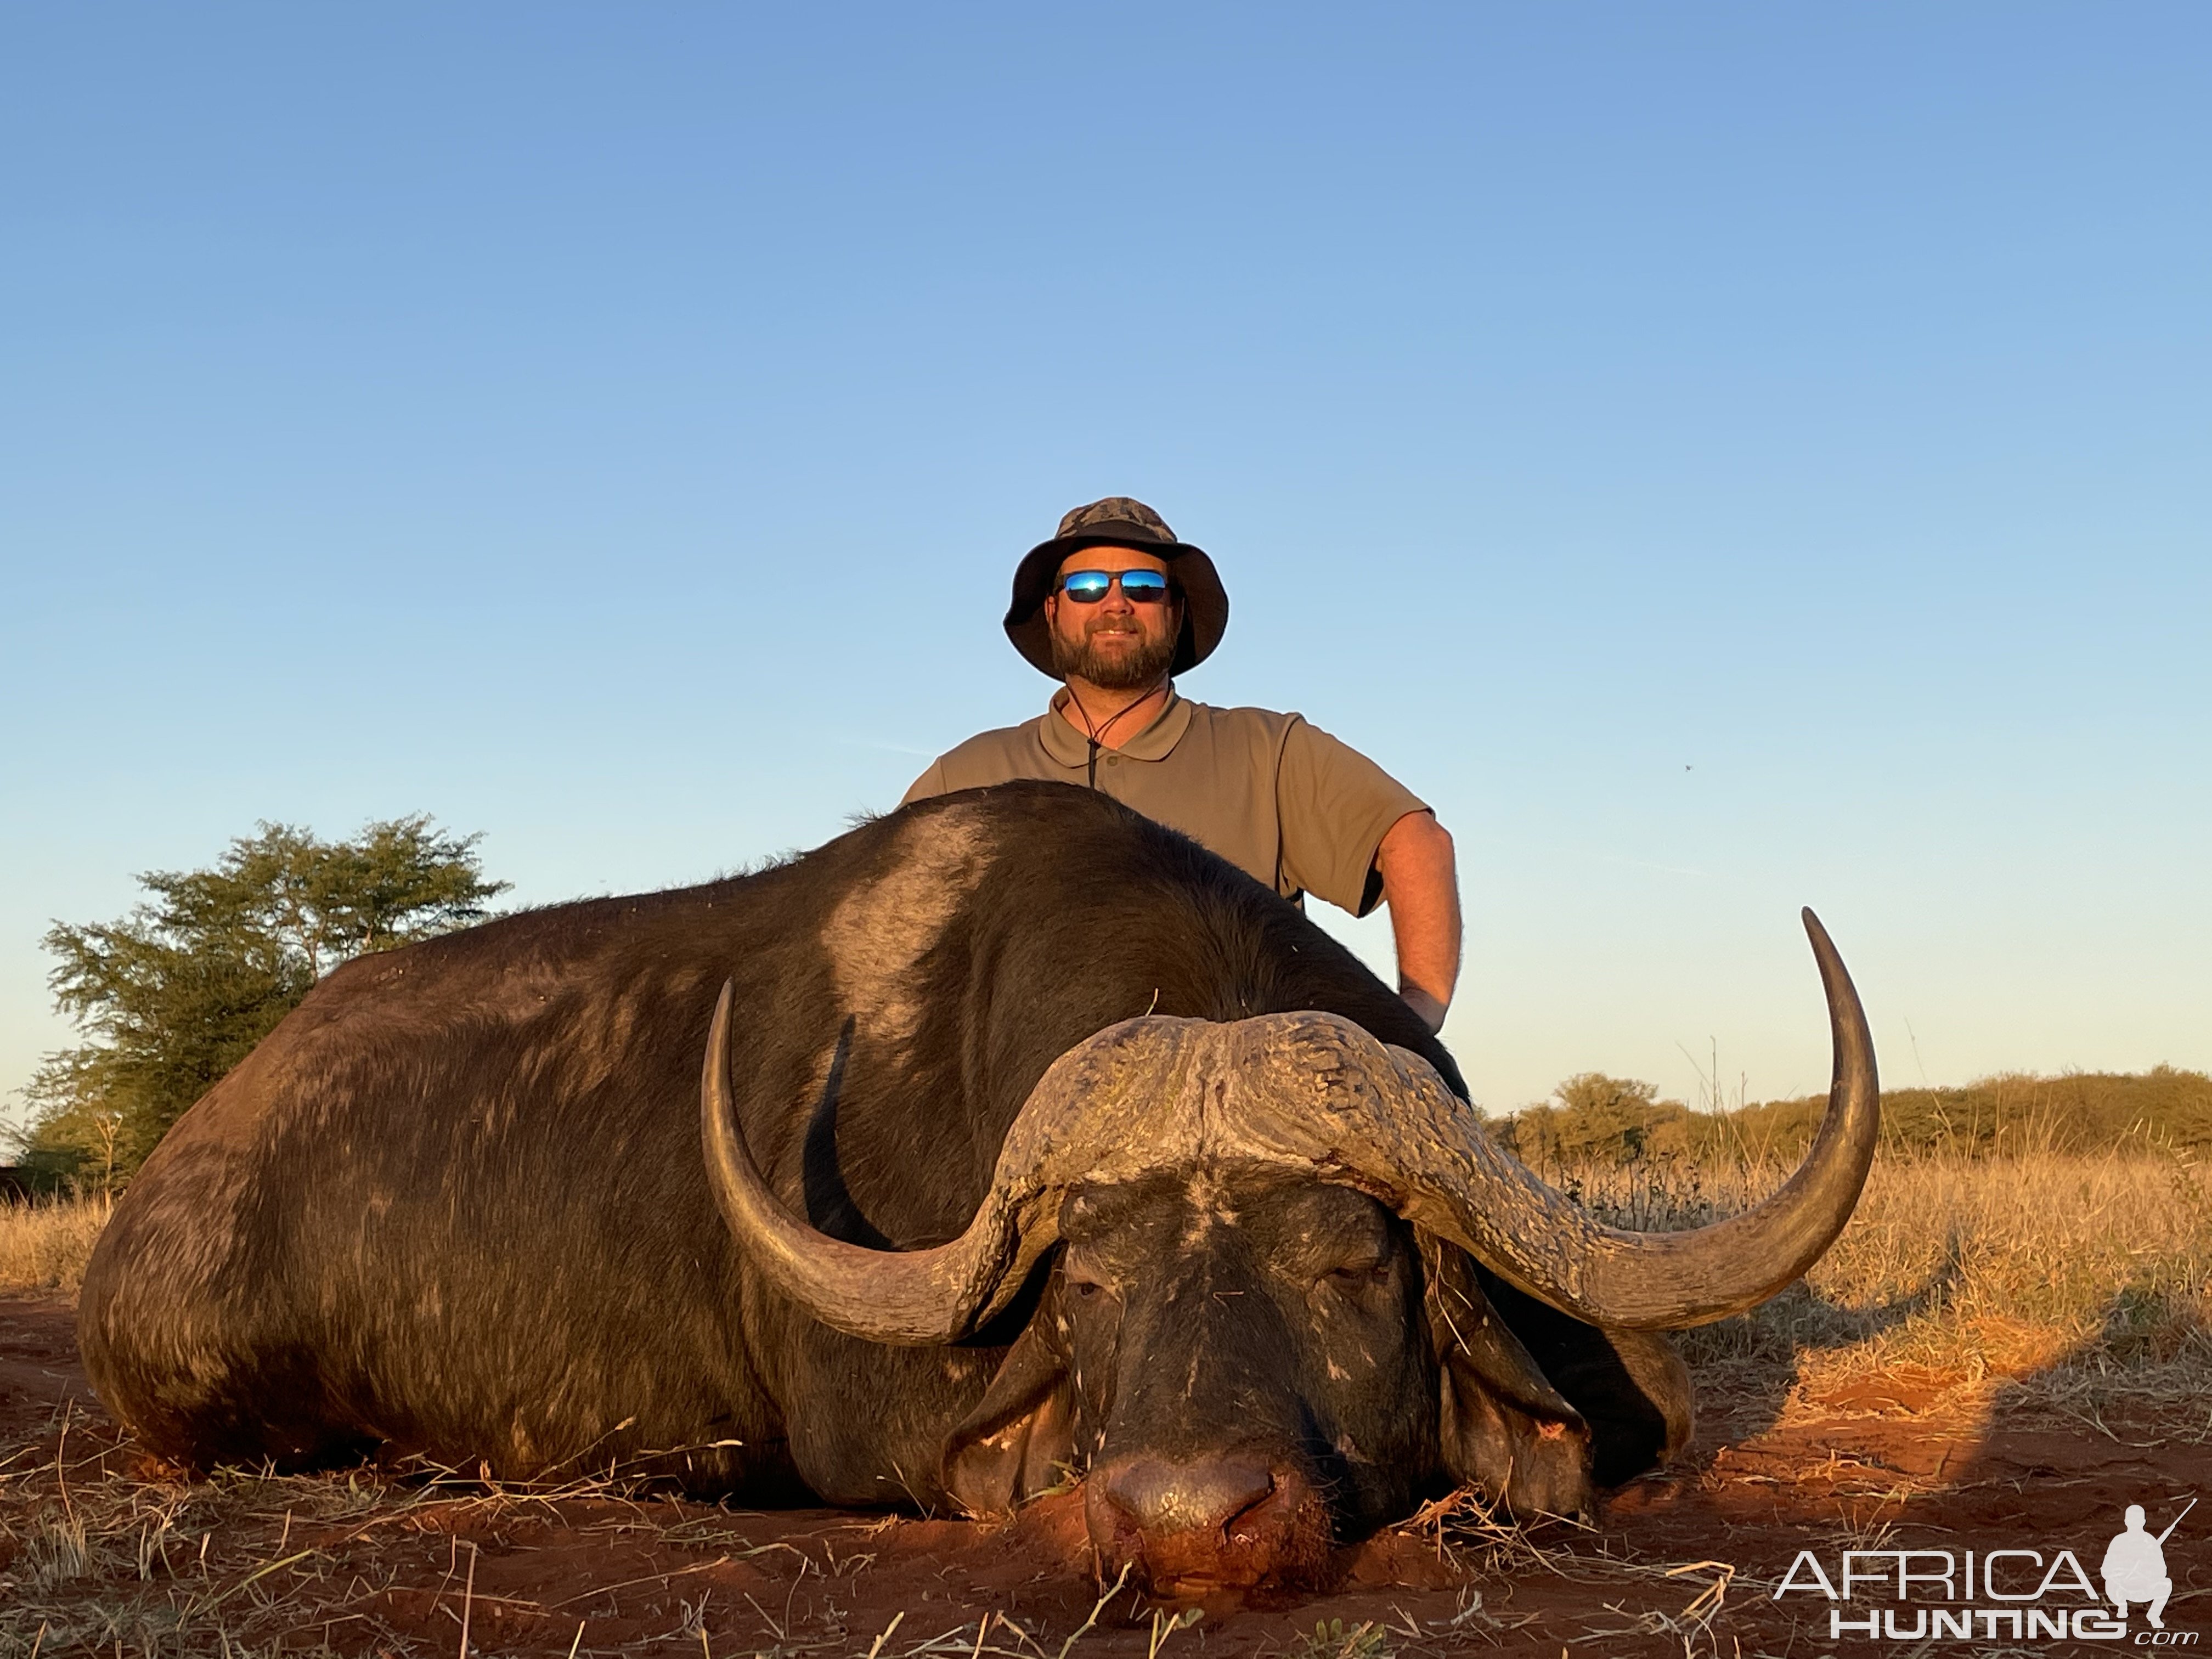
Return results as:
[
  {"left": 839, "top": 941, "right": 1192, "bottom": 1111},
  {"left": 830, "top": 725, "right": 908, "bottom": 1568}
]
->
[
  {"left": 1376, "top": 810, "right": 1460, "bottom": 1032},
  {"left": 1269, "top": 719, "right": 1459, "bottom": 1031}
]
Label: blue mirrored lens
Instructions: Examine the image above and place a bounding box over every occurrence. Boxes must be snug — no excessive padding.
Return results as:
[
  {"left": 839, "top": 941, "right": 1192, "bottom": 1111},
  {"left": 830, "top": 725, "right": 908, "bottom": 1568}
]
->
[
  {"left": 1059, "top": 569, "right": 1173, "bottom": 603},
  {"left": 1060, "top": 572, "right": 1115, "bottom": 602}
]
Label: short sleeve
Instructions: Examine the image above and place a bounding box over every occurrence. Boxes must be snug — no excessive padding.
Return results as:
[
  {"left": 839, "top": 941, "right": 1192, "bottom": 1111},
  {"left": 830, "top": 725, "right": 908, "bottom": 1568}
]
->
[
  {"left": 1276, "top": 720, "right": 1429, "bottom": 916},
  {"left": 900, "top": 759, "right": 950, "bottom": 806}
]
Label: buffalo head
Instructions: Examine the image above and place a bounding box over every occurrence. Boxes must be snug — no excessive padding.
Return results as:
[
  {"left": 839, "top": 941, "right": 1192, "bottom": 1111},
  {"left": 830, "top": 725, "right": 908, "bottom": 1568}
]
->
[{"left": 701, "top": 910, "right": 1877, "bottom": 1598}]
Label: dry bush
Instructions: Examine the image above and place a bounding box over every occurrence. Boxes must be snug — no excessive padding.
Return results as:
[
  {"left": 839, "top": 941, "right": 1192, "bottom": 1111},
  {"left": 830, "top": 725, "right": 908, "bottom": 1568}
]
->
[
  {"left": 1712, "top": 1065, "right": 2212, "bottom": 1159},
  {"left": 0, "top": 1193, "right": 110, "bottom": 1297},
  {"left": 1545, "top": 1149, "right": 2212, "bottom": 1401}
]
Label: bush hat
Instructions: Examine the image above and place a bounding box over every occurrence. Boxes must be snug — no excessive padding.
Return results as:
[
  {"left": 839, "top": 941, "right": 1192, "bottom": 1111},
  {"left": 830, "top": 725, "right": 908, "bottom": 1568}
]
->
[{"left": 1004, "top": 496, "right": 1229, "bottom": 678}]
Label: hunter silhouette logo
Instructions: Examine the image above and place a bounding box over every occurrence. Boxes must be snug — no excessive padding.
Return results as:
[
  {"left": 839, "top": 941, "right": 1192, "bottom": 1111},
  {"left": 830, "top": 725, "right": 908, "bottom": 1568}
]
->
[
  {"left": 2106, "top": 1500, "right": 2191, "bottom": 1630},
  {"left": 1773, "top": 1496, "right": 2197, "bottom": 1644}
]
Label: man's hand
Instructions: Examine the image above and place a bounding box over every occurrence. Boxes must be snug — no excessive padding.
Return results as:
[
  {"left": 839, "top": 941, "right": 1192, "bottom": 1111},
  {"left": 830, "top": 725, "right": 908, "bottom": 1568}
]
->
[{"left": 1375, "top": 811, "right": 1460, "bottom": 1034}]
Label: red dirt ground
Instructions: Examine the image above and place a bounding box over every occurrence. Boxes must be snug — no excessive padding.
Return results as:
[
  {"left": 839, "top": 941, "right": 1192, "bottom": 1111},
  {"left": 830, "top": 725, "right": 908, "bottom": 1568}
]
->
[{"left": 3, "top": 1297, "right": 2205, "bottom": 1657}]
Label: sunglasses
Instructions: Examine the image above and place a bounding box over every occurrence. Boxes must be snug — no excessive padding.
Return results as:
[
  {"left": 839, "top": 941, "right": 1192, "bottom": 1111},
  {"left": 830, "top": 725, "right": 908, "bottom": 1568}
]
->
[{"left": 1056, "top": 569, "right": 1177, "bottom": 605}]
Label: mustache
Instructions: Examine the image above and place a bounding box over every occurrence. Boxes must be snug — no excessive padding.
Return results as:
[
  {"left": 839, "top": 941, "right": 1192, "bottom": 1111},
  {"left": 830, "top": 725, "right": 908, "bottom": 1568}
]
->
[{"left": 1052, "top": 615, "right": 1177, "bottom": 689}]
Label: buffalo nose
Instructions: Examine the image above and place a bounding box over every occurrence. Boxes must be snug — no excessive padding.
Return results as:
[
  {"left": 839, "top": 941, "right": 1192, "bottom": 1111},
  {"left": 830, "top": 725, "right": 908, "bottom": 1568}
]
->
[
  {"left": 1097, "top": 1455, "right": 1276, "bottom": 1536},
  {"left": 1087, "top": 1455, "right": 1330, "bottom": 1595}
]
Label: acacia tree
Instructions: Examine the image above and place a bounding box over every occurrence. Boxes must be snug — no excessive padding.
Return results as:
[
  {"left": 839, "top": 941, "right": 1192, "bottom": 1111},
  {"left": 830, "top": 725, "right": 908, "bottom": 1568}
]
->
[
  {"left": 17, "top": 816, "right": 507, "bottom": 1187},
  {"left": 1496, "top": 1073, "right": 1691, "bottom": 1166}
]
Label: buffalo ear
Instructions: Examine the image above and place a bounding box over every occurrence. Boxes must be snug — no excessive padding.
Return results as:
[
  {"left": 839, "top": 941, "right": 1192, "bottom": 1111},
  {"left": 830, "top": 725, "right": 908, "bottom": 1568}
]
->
[
  {"left": 1470, "top": 1267, "right": 1695, "bottom": 1486},
  {"left": 939, "top": 1311, "right": 1077, "bottom": 1519},
  {"left": 1420, "top": 1234, "right": 1595, "bottom": 1520}
]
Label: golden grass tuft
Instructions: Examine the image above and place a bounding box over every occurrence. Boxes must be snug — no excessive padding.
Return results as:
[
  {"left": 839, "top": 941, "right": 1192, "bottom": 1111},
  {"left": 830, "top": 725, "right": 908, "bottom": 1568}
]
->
[
  {"left": 0, "top": 1192, "right": 110, "bottom": 1297},
  {"left": 1547, "top": 1148, "right": 2212, "bottom": 1405}
]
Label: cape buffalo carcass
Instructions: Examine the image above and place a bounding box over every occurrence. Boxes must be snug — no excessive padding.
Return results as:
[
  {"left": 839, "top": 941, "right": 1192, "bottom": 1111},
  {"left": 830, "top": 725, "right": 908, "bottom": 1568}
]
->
[{"left": 81, "top": 782, "right": 1878, "bottom": 1598}]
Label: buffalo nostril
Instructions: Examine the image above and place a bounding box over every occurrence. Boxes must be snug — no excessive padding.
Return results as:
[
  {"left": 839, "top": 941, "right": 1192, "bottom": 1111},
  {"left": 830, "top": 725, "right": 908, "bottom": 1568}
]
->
[
  {"left": 1099, "top": 1456, "right": 1276, "bottom": 1537},
  {"left": 1087, "top": 1458, "right": 1333, "bottom": 1595}
]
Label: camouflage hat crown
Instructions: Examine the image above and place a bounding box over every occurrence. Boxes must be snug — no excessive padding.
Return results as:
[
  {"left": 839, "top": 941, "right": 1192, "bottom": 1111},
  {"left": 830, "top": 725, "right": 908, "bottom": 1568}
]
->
[{"left": 1054, "top": 496, "right": 1179, "bottom": 543}]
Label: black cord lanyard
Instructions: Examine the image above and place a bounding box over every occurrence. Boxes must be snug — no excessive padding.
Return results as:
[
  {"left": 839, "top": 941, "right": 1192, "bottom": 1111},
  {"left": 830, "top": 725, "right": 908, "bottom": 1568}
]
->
[{"left": 1065, "top": 684, "right": 1167, "bottom": 789}]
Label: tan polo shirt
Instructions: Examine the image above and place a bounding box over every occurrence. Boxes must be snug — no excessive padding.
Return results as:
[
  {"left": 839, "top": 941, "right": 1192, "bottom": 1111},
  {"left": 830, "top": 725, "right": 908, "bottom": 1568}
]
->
[{"left": 901, "top": 689, "right": 1427, "bottom": 917}]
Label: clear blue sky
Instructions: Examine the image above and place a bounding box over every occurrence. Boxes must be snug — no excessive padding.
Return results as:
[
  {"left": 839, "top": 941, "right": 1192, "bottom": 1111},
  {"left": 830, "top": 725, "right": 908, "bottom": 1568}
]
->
[{"left": 3, "top": 4, "right": 2206, "bottom": 1127}]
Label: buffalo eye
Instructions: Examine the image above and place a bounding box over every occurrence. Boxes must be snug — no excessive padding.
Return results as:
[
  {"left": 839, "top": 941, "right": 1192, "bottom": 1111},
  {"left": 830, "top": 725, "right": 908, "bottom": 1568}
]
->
[
  {"left": 1324, "top": 1256, "right": 1390, "bottom": 1290},
  {"left": 1064, "top": 1261, "right": 1111, "bottom": 1301}
]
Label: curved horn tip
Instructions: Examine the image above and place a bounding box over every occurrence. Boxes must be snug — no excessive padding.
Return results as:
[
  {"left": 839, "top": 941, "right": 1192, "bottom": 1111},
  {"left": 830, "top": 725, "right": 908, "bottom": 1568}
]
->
[
  {"left": 703, "top": 981, "right": 739, "bottom": 1115},
  {"left": 1798, "top": 908, "right": 1866, "bottom": 1006},
  {"left": 700, "top": 978, "right": 744, "bottom": 1163}
]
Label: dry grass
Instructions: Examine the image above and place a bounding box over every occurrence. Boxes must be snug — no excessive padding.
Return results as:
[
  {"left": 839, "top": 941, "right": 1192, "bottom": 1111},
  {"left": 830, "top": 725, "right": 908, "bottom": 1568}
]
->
[
  {"left": 0, "top": 1193, "right": 109, "bottom": 1297},
  {"left": 0, "top": 1439, "right": 1213, "bottom": 1659},
  {"left": 1548, "top": 1148, "right": 2212, "bottom": 1406},
  {"left": 0, "top": 1432, "right": 402, "bottom": 1657}
]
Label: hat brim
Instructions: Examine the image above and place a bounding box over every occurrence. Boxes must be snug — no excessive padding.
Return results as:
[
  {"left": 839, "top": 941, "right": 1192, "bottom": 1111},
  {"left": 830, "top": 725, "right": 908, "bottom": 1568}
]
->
[{"left": 1003, "top": 533, "right": 1228, "bottom": 678}]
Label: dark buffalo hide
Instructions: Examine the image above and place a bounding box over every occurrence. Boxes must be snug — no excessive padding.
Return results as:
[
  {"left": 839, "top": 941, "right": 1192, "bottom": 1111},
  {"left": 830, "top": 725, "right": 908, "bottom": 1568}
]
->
[{"left": 81, "top": 782, "right": 1688, "bottom": 1587}]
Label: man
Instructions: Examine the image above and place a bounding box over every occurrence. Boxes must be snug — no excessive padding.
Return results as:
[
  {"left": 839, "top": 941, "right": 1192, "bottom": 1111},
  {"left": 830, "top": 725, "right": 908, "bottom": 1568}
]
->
[{"left": 904, "top": 497, "right": 1460, "bottom": 1032}]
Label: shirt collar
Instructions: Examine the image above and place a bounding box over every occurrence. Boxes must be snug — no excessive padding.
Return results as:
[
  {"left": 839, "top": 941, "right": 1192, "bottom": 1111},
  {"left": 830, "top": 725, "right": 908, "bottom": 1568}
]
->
[{"left": 1040, "top": 685, "right": 1194, "bottom": 765}]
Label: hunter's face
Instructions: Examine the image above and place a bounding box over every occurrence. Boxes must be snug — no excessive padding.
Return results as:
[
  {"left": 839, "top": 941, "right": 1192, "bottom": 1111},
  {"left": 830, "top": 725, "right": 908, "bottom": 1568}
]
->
[{"left": 1045, "top": 548, "right": 1181, "bottom": 691}]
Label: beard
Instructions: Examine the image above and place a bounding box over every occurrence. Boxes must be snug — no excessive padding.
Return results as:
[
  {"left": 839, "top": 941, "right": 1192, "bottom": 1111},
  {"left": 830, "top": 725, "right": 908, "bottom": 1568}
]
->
[{"left": 1050, "top": 616, "right": 1178, "bottom": 690}]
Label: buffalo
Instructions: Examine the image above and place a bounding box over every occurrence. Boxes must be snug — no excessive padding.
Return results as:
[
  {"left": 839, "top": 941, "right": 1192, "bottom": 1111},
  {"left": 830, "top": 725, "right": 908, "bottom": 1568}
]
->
[{"left": 81, "top": 782, "right": 1877, "bottom": 1597}]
